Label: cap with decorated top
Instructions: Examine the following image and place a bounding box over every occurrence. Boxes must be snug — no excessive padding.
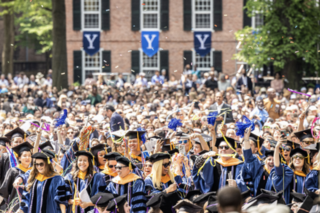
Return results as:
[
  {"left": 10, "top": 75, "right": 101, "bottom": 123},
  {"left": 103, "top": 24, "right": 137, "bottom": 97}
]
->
[
  {"left": 149, "top": 153, "right": 171, "bottom": 163},
  {"left": 216, "top": 136, "right": 237, "bottom": 150},
  {"left": 294, "top": 129, "right": 313, "bottom": 142},
  {"left": 12, "top": 142, "right": 33, "bottom": 156},
  {"left": 115, "top": 156, "right": 136, "bottom": 169},
  {"left": 39, "top": 141, "right": 54, "bottom": 151},
  {"left": 5, "top": 127, "right": 27, "bottom": 140},
  {"left": 90, "top": 192, "right": 114, "bottom": 208},
  {"left": 107, "top": 194, "right": 128, "bottom": 211}
]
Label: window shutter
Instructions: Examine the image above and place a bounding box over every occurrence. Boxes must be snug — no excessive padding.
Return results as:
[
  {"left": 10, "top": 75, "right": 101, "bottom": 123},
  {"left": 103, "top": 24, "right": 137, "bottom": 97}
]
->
[
  {"left": 132, "top": 0, "right": 140, "bottom": 31},
  {"left": 213, "top": 0, "right": 222, "bottom": 31},
  {"left": 102, "top": 51, "right": 111, "bottom": 73},
  {"left": 183, "top": 0, "right": 192, "bottom": 31},
  {"left": 73, "top": 51, "right": 82, "bottom": 84},
  {"left": 73, "top": 0, "right": 81, "bottom": 31},
  {"left": 183, "top": 51, "right": 193, "bottom": 70},
  {"left": 160, "top": 0, "right": 169, "bottom": 31},
  {"left": 243, "top": 0, "right": 251, "bottom": 27},
  {"left": 101, "top": 0, "right": 110, "bottom": 30},
  {"left": 131, "top": 50, "right": 140, "bottom": 75},
  {"left": 212, "top": 51, "right": 222, "bottom": 72},
  {"left": 160, "top": 50, "right": 169, "bottom": 79}
]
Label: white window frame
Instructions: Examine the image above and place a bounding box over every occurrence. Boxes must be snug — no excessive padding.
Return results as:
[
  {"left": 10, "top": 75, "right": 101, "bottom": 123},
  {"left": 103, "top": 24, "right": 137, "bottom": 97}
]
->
[
  {"left": 192, "top": 49, "right": 215, "bottom": 72},
  {"left": 139, "top": 49, "right": 160, "bottom": 81},
  {"left": 140, "top": 0, "right": 160, "bottom": 31},
  {"left": 81, "top": 48, "right": 103, "bottom": 83},
  {"left": 251, "top": 11, "right": 264, "bottom": 29},
  {"left": 192, "top": 0, "right": 213, "bottom": 31},
  {"left": 81, "top": 0, "right": 101, "bottom": 31}
]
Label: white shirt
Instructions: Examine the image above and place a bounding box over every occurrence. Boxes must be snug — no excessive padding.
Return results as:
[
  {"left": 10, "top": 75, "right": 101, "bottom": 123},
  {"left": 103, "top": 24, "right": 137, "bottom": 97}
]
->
[
  {"left": 242, "top": 76, "right": 247, "bottom": 86},
  {"left": 216, "top": 102, "right": 224, "bottom": 113}
]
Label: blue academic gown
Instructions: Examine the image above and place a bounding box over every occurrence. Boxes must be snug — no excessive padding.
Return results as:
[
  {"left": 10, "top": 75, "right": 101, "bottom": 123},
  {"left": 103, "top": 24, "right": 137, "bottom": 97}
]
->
[
  {"left": 144, "top": 175, "right": 186, "bottom": 195},
  {"left": 20, "top": 175, "right": 70, "bottom": 213},
  {"left": 105, "top": 173, "right": 147, "bottom": 213},
  {"left": 192, "top": 157, "right": 247, "bottom": 193},
  {"left": 265, "top": 164, "right": 296, "bottom": 204},
  {"left": 64, "top": 172, "right": 106, "bottom": 213},
  {"left": 61, "top": 139, "right": 79, "bottom": 175},
  {"left": 305, "top": 169, "right": 319, "bottom": 192}
]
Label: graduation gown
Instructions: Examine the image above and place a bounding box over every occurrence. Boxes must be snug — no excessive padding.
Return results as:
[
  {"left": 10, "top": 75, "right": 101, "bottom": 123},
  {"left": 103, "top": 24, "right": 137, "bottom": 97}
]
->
[
  {"left": 20, "top": 175, "right": 70, "bottom": 213},
  {"left": 131, "top": 154, "right": 143, "bottom": 170},
  {"left": 241, "top": 149, "right": 270, "bottom": 196},
  {"left": 265, "top": 164, "right": 295, "bottom": 204},
  {"left": 144, "top": 174, "right": 186, "bottom": 195},
  {"left": 61, "top": 139, "right": 79, "bottom": 175},
  {"left": 0, "top": 165, "right": 31, "bottom": 211},
  {"left": 105, "top": 173, "right": 147, "bottom": 213},
  {"left": 192, "top": 156, "right": 246, "bottom": 193},
  {"left": 305, "top": 168, "right": 319, "bottom": 192},
  {"left": 0, "top": 153, "right": 10, "bottom": 186},
  {"left": 64, "top": 172, "right": 106, "bottom": 213},
  {"left": 100, "top": 166, "right": 118, "bottom": 187}
]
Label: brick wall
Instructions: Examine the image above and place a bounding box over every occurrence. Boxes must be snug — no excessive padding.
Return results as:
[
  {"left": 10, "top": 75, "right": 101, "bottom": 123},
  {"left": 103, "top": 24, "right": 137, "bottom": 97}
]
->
[{"left": 66, "top": 0, "right": 244, "bottom": 84}]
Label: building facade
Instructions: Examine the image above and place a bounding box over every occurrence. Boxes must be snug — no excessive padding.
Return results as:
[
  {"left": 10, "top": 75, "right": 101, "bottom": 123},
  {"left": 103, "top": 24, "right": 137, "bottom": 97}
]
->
[{"left": 66, "top": 0, "right": 255, "bottom": 84}]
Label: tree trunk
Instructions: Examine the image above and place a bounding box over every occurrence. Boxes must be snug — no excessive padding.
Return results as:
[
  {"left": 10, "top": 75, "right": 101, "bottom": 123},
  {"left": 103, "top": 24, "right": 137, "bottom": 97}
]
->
[
  {"left": 282, "top": 59, "right": 299, "bottom": 89},
  {"left": 52, "top": 0, "right": 68, "bottom": 90},
  {"left": 1, "top": 1, "right": 14, "bottom": 76}
]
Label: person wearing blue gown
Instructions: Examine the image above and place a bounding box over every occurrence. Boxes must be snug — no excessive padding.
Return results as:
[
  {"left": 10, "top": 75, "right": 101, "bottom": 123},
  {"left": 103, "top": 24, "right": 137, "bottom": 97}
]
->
[
  {"left": 104, "top": 156, "right": 147, "bottom": 213},
  {"left": 19, "top": 151, "right": 70, "bottom": 213},
  {"left": 305, "top": 143, "right": 320, "bottom": 193},
  {"left": 125, "top": 130, "right": 146, "bottom": 171},
  {"left": 192, "top": 136, "right": 247, "bottom": 193},
  {"left": 265, "top": 140, "right": 310, "bottom": 204},
  {"left": 100, "top": 152, "right": 121, "bottom": 185},
  {"left": 90, "top": 144, "right": 108, "bottom": 172},
  {"left": 0, "top": 142, "right": 33, "bottom": 212},
  {"left": 64, "top": 150, "right": 106, "bottom": 213},
  {"left": 61, "top": 138, "right": 80, "bottom": 175},
  {"left": 248, "top": 133, "right": 266, "bottom": 160}
]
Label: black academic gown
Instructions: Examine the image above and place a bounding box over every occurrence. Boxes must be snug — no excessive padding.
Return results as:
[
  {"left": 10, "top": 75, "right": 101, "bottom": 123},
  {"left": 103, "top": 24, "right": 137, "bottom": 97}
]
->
[{"left": 0, "top": 153, "right": 10, "bottom": 211}]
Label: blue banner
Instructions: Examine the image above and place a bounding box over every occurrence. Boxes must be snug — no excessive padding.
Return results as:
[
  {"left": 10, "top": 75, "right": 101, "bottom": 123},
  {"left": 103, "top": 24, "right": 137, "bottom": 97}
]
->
[
  {"left": 141, "top": 31, "right": 159, "bottom": 57},
  {"left": 83, "top": 31, "right": 100, "bottom": 56},
  {"left": 194, "top": 31, "right": 211, "bottom": 57}
]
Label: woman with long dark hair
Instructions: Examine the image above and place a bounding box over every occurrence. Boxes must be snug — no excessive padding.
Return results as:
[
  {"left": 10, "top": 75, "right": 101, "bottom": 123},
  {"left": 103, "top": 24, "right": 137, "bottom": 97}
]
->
[
  {"left": 90, "top": 144, "right": 107, "bottom": 172},
  {"left": 0, "top": 142, "right": 33, "bottom": 211},
  {"left": 18, "top": 151, "right": 69, "bottom": 213},
  {"left": 64, "top": 151, "right": 105, "bottom": 213}
]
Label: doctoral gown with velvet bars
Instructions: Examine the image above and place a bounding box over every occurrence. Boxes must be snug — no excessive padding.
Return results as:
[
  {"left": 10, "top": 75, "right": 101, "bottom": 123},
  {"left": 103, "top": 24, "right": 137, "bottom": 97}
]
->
[
  {"left": 61, "top": 139, "right": 79, "bottom": 175},
  {"left": 241, "top": 148, "right": 269, "bottom": 196},
  {"left": 105, "top": 174, "right": 147, "bottom": 213},
  {"left": 20, "top": 175, "right": 70, "bottom": 213},
  {"left": 192, "top": 156, "right": 247, "bottom": 193},
  {"left": 265, "top": 164, "right": 295, "bottom": 204},
  {"left": 64, "top": 172, "right": 106, "bottom": 213},
  {"left": 0, "top": 166, "right": 29, "bottom": 211},
  {"left": 305, "top": 169, "right": 320, "bottom": 192}
]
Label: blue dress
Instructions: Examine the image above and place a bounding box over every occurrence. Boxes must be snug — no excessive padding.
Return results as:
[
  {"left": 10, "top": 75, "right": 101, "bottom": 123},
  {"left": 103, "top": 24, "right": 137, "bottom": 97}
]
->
[
  {"left": 20, "top": 175, "right": 70, "bottom": 213},
  {"left": 105, "top": 173, "right": 146, "bottom": 213},
  {"left": 64, "top": 172, "right": 106, "bottom": 213}
]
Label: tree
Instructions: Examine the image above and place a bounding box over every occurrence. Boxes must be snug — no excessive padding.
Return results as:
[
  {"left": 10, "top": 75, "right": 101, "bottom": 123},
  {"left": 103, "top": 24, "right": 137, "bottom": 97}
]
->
[{"left": 235, "top": 0, "right": 320, "bottom": 89}]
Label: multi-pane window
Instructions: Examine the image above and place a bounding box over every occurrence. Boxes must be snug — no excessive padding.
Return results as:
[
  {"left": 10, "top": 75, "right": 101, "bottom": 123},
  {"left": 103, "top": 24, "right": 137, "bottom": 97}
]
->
[
  {"left": 141, "top": 0, "right": 159, "bottom": 30},
  {"left": 193, "top": 51, "right": 211, "bottom": 71},
  {"left": 252, "top": 12, "right": 264, "bottom": 29},
  {"left": 83, "top": 0, "right": 100, "bottom": 30},
  {"left": 83, "top": 51, "right": 101, "bottom": 80},
  {"left": 193, "top": 0, "right": 212, "bottom": 30},
  {"left": 141, "top": 52, "right": 159, "bottom": 81}
]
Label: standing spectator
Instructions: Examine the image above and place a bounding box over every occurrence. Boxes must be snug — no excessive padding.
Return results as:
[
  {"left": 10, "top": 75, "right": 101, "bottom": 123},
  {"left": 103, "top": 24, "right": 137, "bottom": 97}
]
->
[
  {"left": 218, "top": 74, "right": 231, "bottom": 92},
  {"left": 87, "top": 85, "right": 102, "bottom": 106},
  {"left": 116, "top": 73, "right": 126, "bottom": 88},
  {"left": 161, "top": 69, "right": 168, "bottom": 82},
  {"left": 35, "top": 72, "right": 46, "bottom": 86},
  {"left": 270, "top": 73, "right": 284, "bottom": 93},
  {"left": 184, "top": 64, "right": 192, "bottom": 74},
  {"left": 21, "top": 73, "right": 29, "bottom": 86},
  {"left": 13, "top": 73, "right": 22, "bottom": 85},
  {"left": 151, "top": 70, "right": 164, "bottom": 85},
  {"left": 209, "top": 92, "right": 233, "bottom": 125},
  {"left": 202, "top": 72, "right": 209, "bottom": 84},
  {"left": 84, "top": 73, "right": 97, "bottom": 86},
  {"left": 236, "top": 69, "right": 252, "bottom": 92},
  {"left": 44, "top": 74, "right": 52, "bottom": 86},
  {"left": 28, "top": 75, "right": 37, "bottom": 85},
  {"left": 34, "top": 91, "right": 45, "bottom": 108},
  {"left": 264, "top": 88, "right": 281, "bottom": 120},
  {"left": 22, "top": 97, "right": 37, "bottom": 115},
  {"left": 43, "top": 91, "right": 53, "bottom": 108},
  {"left": 204, "top": 71, "right": 218, "bottom": 91},
  {"left": 250, "top": 96, "right": 269, "bottom": 124},
  {"left": 134, "top": 73, "right": 148, "bottom": 87},
  {"left": 0, "top": 75, "right": 8, "bottom": 87},
  {"left": 104, "top": 105, "right": 124, "bottom": 131},
  {"left": 192, "top": 64, "right": 201, "bottom": 79},
  {"left": 168, "top": 76, "right": 178, "bottom": 87},
  {"left": 47, "top": 69, "right": 53, "bottom": 78}
]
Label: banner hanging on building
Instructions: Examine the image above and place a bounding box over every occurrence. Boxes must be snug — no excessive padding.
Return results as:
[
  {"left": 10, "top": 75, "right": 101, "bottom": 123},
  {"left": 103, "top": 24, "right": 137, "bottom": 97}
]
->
[
  {"left": 141, "top": 31, "right": 159, "bottom": 57},
  {"left": 194, "top": 32, "right": 211, "bottom": 57},
  {"left": 83, "top": 31, "right": 100, "bottom": 56}
]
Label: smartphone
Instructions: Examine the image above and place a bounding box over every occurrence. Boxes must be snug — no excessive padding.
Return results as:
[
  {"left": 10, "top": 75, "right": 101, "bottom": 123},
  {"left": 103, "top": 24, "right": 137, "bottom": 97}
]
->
[
  {"left": 179, "top": 144, "right": 186, "bottom": 155},
  {"left": 280, "top": 130, "right": 287, "bottom": 138},
  {"left": 194, "top": 101, "right": 200, "bottom": 109}
]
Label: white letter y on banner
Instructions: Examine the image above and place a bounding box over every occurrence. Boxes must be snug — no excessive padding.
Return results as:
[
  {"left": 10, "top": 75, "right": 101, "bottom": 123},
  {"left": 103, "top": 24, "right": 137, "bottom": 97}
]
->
[
  {"left": 195, "top": 34, "right": 210, "bottom": 49},
  {"left": 85, "top": 34, "right": 98, "bottom": 49},
  {"left": 143, "top": 34, "right": 157, "bottom": 49}
]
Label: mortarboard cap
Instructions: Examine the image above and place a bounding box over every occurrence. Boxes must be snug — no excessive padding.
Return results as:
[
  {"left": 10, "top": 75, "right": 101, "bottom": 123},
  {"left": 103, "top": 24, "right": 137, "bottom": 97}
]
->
[
  {"left": 173, "top": 200, "right": 202, "bottom": 213},
  {"left": 115, "top": 156, "right": 136, "bottom": 169},
  {"left": 168, "top": 148, "right": 179, "bottom": 156},
  {"left": 39, "top": 141, "right": 54, "bottom": 151},
  {"left": 294, "top": 129, "right": 313, "bottom": 141},
  {"left": 285, "top": 140, "right": 300, "bottom": 150},
  {"left": 291, "top": 192, "right": 306, "bottom": 203},
  {"left": 149, "top": 153, "right": 171, "bottom": 163},
  {"left": 12, "top": 142, "right": 33, "bottom": 155},
  {"left": 246, "top": 192, "right": 278, "bottom": 208},
  {"left": 241, "top": 190, "right": 251, "bottom": 203},
  {"left": 0, "top": 137, "right": 10, "bottom": 146},
  {"left": 32, "top": 152, "right": 54, "bottom": 160},
  {"left": 206, "top": 196, "right": 218, "bottom": 213},
  {"left": 264, "top": 150, "right": 274, "bottom": 158},
  {"left": 249, "top": 133, "right": 264, "bottom": 146},
  {"left": 216, "top": 136, "right": 237, "bottom": 150},
  {"left": 193, "top": 133, "right": 212, "bottom": 145},
  {"left": 90, "top": 144, "right": 107, "bottom": 156},
  {"left": 104, "top": 152, "right": 122, "bottom": 160},
  {"left": 185, "top": 190, "right": 201, "bottom": 202},
  {"left": 90, "top": 192, "right": 114, "bottom": 208},
  {"left": 5, "top": 127, "right": 26, "bottom": 140},
  {"left": 193, "top": 191, "right": 216, "bottom": 205},
  {"left": 290, "top": 147, "right": 308, "bottom": 158},
  {"left": 298, "top": 195, "right": 314, "bottom": 213},
  {"left": 146, "top": 193, "right": 163, "bottom": 209},
  {"left": 125, "top": 130, "right": 146, "bottom": 140},
  {"left": 107, "top": 194, "right": 127, "bottom": 211},
  {"left": 75, "top": 150, "right": 94, "bottom": 160}
]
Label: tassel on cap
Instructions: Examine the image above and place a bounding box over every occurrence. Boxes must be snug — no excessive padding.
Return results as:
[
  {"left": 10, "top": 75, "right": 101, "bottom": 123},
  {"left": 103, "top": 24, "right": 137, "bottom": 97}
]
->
[
  {"left": 257, "top": 137, "right": 262, "bottom": 156},
  {"left": 129, "top": 162, "right": 132, "bottom": 171},
  {"left": 24, "top": 133, "right": 26, "bottom": 142}
]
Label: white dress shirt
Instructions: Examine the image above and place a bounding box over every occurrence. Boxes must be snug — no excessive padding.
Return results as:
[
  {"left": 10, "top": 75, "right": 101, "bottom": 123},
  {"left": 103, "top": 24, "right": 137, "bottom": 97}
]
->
[{"left": 216, "top": 102, "right": 224, "bottom": 113}]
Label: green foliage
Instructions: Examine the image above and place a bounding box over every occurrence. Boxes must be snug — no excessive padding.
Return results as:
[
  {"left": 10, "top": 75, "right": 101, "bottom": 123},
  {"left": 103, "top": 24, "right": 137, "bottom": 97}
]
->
[
  {"left": 235, "top": 0, "right": 320, "bottom": 72},
  {"left": 0, "top": 0, "right": 52, "bottom": 55}
]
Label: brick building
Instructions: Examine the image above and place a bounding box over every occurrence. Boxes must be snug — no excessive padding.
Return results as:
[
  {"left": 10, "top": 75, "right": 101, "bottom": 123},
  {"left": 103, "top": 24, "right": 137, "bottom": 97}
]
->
[{"left": 66, "top": 0, "right": 256, "bottom": 85}]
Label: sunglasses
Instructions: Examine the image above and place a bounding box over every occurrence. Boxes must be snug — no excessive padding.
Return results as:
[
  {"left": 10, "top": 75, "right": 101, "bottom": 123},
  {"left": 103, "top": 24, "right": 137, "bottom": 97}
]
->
[
  {"left": 67, "top": 132, "right": 74, "bottom": 134},
  {"left": 283, "top": 147, "right": 291, "bottom": 152},
  {"left": 35, "top": 163, "right": 45, "bottom": 167},
  {"left": 219, "top": 146, "right": 230, "bottom": 150},
  {"left": 115, "top": 166, "right": 128, "bottom": 170},
  {"left": 162, "top": 162, "right": 171, "bottom": 168},
  {"left": 292, "top": 155, "right": 304, "bottom": 160},
  {"left": 179, "top": 140, "right": 188, "bottom": 144},
  {"left": 144, "top": 164, "right": 153, "bottom": 168},
  {"left": 303, "top": 141, "right": 313, "bottom": 145},
  {"left": 108, "top": 165, "right": 116, "bottom": 168}
]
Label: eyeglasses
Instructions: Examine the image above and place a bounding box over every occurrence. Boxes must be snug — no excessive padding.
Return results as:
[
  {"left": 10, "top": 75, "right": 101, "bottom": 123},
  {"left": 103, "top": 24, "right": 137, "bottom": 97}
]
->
[
  {"left": 162, "top": 162, "right": 171, "bottom": 168},
  {"left": 283, "top": 147, "right": 291, "bottom": 152},
  {"left": 115, "top": 166, "right": 128, "bottom": 170},
  {"left": 67, "top": 132, "right": 74, "bottom": 134},
  {"left": 144, "top": 164, "right": 153, "bottom": 168},
  {"left": 292, "top": 155, "right": 304, "bottom": 160},
  {"left": 108, "top": 165, "right": 116, "bottom": 168},
  {"left": 219, "top": 146, "right": 230, "bottom": 150},
  {"left": 179, "top": 140, "right": 188, "bottom": 144},
  {"left": 35, "top": 163, "right": 45, "bottom": 167}
]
